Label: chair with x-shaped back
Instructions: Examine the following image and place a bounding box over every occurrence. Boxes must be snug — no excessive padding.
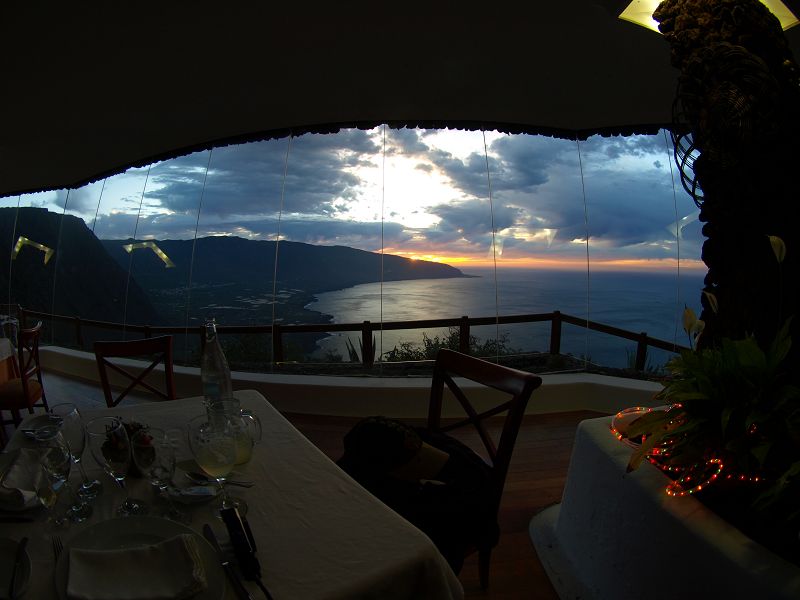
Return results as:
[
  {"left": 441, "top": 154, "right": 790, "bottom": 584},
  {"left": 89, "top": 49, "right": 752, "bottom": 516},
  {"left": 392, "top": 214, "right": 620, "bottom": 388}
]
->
[
  {"left": 94, "top": 335, "right": 177, "bottom": 407},
  {"left": 0, "top": 321, "right": 49, "bottom": 431},
  {"left": 427, "top": 348, "right": 542, "bottom": 588}
]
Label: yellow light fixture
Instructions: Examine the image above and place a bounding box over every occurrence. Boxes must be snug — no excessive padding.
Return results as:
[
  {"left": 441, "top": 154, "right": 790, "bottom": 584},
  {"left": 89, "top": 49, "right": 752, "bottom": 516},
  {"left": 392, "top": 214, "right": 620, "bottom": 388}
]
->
[
  {"left": 618, "top": 0, "right": 799, "bottom": 32},
  {"left": 12, "top": 236, "right": 54, "bottom": 264},
  {"left": 123, "top": 240, "right": 176, "bottom": 268}
]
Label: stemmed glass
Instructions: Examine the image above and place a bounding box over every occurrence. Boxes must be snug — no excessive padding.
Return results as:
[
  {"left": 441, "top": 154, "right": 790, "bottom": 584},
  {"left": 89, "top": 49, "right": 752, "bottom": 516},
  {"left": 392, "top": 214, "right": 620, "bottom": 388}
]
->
[
  {"left": 207, "top": 400, "right": 262, "bottom": 466},
  {"left": 86, "top": 416, "right": 147, "bottom": 516},
  {"left": 187, "top": 413, "right": 245, "bottom": 515},
  {"left": 132, "top": 427, "right": 188, "bottom": 523},
  {"left": 49, "top": 403, "right": 102, "bottom": 499},
  {"left": 35, "top": 426, "right": 92, "bottom": 524}
]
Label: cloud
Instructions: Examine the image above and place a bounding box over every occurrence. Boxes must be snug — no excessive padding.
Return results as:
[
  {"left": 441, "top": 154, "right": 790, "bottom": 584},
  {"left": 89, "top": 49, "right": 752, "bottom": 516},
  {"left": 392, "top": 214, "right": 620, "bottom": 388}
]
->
[
  {"left": 146, "top": 129, "right": 380, "bottom": 218},
  {"left": 422, "top": 134, "right": 567, "bottom": 200},
  {"left": 428, "top": 199, "right": 522, "bottom": 239},
  {"left": 386, "top": 128, "right": 430, "bottom": 155},
  {"left": 40, "top": 126, "right": 702, "bottom": 266},
  {"left": 581, "top": 133, "right": 670, "bottom": 160}
]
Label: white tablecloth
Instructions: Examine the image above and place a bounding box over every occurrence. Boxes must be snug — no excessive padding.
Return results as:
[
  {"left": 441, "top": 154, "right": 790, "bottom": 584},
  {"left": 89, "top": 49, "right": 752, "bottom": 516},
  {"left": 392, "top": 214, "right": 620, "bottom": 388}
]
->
[
  {"left": 3, "top": 390, "right": 463, "bottom": 599},
  {"left": 0, "top": 337, "right": 12, "bottom": 360},
  {"left": 0, "top": 337, "right": 16, "bottom": 383}
]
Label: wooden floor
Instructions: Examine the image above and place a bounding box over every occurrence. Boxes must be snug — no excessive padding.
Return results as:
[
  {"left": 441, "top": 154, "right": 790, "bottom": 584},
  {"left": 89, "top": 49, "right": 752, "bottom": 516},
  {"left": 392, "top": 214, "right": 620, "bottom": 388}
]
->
[{"left": 285, "top": 410, "right": 603, "bottom": 599}]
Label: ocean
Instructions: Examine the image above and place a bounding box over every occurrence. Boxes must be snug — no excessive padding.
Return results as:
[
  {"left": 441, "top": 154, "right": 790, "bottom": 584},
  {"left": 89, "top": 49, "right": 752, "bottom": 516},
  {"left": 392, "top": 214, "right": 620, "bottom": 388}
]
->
[{"left": 306, "top": 268, "right": 707, "bottom": 370}]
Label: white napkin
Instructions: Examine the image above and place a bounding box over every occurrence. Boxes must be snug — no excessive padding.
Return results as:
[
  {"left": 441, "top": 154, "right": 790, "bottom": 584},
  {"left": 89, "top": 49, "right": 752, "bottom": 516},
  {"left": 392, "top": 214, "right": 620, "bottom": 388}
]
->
[
  {"left": 66, "top": 533, "right": 208, "bottom": 600},
  {"left": 0, "top": 448, "right": 44, "bottom": 511}
]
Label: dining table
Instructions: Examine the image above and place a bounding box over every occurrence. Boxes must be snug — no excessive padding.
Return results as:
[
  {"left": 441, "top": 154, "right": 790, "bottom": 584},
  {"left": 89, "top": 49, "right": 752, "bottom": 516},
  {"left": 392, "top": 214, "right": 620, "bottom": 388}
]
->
[{"left": 0, "top": 389, "right": 464, "bottom": 599}]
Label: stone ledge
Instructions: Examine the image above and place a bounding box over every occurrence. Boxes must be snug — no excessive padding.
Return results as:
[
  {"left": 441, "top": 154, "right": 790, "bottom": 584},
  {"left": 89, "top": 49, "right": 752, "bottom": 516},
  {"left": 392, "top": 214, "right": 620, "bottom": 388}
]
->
[{"left": 40, "top": 345, "right": 662, "bottom": 418}]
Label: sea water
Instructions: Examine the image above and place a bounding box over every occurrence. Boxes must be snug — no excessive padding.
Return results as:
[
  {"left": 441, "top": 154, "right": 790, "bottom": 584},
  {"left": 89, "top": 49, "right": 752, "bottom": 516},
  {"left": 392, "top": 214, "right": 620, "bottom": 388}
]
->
[{"left": 307, "top": 268, "right": 706, "bottom": 370}]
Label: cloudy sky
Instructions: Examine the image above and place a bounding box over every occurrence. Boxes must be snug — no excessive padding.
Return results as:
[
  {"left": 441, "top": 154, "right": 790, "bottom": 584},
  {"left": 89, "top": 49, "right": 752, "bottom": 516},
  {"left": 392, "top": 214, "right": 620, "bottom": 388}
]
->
[{"left": 0, "top": 126, "right": 704, "bottom": 272}]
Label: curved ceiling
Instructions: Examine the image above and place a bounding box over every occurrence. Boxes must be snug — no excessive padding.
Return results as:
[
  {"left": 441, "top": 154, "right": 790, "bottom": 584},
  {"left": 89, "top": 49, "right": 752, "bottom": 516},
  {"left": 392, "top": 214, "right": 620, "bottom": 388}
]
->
[{"left": 2, "top": 1, "right": 799, "bottom": 197}]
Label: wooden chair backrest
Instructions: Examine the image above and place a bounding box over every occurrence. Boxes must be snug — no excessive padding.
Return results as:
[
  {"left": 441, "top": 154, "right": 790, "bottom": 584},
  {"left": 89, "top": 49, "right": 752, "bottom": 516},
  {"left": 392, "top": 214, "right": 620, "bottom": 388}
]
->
[
  {"left": 15, "top": 321, "right": 44, "bottom": 395},
  {"left": 428, "top": 348, "right": 542, "bottom": 510},
  {"left": 94, "top": 335, "right": 176, "bottom": 407}
]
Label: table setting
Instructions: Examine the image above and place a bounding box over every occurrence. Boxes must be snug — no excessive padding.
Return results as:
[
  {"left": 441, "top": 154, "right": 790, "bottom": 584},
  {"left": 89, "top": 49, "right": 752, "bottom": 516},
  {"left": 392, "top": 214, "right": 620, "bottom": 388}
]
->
[{"left": 0, "top": 389, "right": 463, "bottom": 600}]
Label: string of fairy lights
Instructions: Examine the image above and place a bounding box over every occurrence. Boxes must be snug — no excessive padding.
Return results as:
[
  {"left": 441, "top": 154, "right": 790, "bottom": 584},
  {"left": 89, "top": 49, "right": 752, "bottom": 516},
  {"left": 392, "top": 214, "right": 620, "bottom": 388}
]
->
[{"left": 609, "top": 407, "right": 765, "bottom": 498}]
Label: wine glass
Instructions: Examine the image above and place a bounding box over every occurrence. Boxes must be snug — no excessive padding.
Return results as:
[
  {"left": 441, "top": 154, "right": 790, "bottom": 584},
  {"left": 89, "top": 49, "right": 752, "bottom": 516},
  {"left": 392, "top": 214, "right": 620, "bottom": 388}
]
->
[
  {"left": 35, "top": 426, "right": 92, "bottom": 524},
  {"left": 207, "top": 400, "right": 262, "bottom": 465},
  {"left": 187, "top": 413, "right": 246, "bottom": 515},
  {"left": 132, "top": 427, "right": 188, "bottom": 523},
  {"left": 49, "top": 403, "right": 102, "bottom": 499},
  {"left": 86, "top": 416, "right": 147, "bottom": 516}
]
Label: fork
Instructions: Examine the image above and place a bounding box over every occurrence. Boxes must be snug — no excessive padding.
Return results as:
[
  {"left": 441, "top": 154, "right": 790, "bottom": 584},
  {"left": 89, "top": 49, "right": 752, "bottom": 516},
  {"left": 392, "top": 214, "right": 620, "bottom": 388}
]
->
[{"left": 51, "top": 535, "right": 63, "bottom": 561}]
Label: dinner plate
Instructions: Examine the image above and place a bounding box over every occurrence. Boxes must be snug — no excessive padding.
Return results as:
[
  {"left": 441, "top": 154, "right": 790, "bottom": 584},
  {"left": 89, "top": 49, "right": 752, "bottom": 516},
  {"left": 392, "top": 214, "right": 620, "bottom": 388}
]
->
[
  {"left": 54, "top": 516, "right": 225, "bottom": 600},
  {"left": 0, "top": 537, "right": 31, "bottom": 600}
]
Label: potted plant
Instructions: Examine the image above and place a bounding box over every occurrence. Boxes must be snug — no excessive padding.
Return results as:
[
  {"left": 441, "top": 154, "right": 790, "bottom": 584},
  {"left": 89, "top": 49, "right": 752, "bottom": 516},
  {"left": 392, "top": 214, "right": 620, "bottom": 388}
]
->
[{"left": 619, "top": 236, "right": 800, "bottom": 565}]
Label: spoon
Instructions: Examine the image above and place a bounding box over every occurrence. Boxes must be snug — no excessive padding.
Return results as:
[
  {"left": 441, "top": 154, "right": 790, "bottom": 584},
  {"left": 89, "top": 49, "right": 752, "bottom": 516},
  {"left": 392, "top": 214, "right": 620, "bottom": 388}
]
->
[{"left": 185, "top": 472, "right": 255, "bottom": 488}]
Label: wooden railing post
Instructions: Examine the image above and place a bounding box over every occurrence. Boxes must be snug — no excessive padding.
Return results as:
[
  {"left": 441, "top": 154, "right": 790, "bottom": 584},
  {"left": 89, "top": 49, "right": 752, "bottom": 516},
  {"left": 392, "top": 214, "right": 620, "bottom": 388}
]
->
[
  {"left": 635, "top": 332, "right": 648, "bottom": 371},
  {"left": 74, "top": 316, "right": 84, "bottom": 349},
  {"left": 459, "top": 316, "right": 470, "bottom": 354},
  {"left": 550, "top": 311, "right": 562, "bottom": 355},
  {"left": 272, "top": 324, "right": 284, "bottom": 363},
  {"left": 362, "top": 321, "right": 374, "bottom": 367}
]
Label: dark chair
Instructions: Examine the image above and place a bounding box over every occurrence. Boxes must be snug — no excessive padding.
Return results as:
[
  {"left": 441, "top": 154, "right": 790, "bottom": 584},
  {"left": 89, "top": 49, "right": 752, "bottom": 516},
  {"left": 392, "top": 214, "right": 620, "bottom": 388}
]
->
[
  {"left": 427, "top": 348, "right": 542, "bottom": 588},
  {"left": 94, "top": 335, "right": 177, "bottom": 407},
  {"left": 0, "top": 321, "right": 49, "bottom": 429}
]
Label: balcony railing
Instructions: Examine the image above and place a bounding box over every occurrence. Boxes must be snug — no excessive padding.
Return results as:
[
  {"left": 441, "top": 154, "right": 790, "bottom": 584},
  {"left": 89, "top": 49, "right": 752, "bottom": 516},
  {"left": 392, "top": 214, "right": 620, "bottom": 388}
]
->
[{"left": 14, "top": 306, "right": 689, "bottom": 374}]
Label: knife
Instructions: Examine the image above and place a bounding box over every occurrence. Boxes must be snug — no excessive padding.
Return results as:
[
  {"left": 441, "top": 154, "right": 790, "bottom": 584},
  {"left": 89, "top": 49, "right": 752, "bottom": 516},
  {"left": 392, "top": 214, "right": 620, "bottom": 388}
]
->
[
  {"left": 203, "top": 524, "right": 255, "bottom": 600},
  {"left": 186, "top": 472, "right": 255, "bottom": 488},
  {"left": 222, "top": 509, "right": 274, "bottom": 600},
  {"left": 8, "top": 536, "right": 28, "bottom": 600}
]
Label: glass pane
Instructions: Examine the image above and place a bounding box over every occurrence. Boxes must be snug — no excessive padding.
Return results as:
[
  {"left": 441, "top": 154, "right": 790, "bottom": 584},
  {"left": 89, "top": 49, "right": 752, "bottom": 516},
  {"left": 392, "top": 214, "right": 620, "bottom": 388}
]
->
[
  {"left": 276, "top": 129, "right": 382, "bottom": 368},
  {"left": 1, "top": 192, "right": 67, "bottom": 343},
  {"left": 143, "top": 143, "right": 283, "bottom": 368},
  {"left": 0, "top": 126, "right": 710, "bottom": 381},
  {"left": 579, "top": 130, "right": 705, "bottom": 371},
  {"left": 87, "top": 167, "right": 155, "bottom": 338}
]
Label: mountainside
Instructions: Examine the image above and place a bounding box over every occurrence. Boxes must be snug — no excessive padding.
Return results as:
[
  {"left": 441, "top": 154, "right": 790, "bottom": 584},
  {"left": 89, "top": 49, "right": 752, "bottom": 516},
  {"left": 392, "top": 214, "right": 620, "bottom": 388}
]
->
[
  {"left": 100, "top": 236, "right": 467, "bottom": 293},
  {"left": 0, "top": 207, "right": 160, "bottom": 325}
]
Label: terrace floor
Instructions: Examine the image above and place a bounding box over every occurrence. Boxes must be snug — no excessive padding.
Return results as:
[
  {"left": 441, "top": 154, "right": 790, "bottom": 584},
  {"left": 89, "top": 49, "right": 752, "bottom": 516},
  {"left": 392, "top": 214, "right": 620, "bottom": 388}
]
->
[{"left": 5, "top": 370, "right": 605, "bottom": 599}]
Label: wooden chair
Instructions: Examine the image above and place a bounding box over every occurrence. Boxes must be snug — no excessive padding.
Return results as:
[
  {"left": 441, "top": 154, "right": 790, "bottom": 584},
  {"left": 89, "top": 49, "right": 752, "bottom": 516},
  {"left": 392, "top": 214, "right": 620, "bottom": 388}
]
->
[
  {"left": 428, "top": 348, "right": 542, "bottom": 588},
  {"left": 0, "top": 321, "right": 49, "bottom": 429},
  {"left": 94, "top": 335, "right": 177, "bottom": 407}
]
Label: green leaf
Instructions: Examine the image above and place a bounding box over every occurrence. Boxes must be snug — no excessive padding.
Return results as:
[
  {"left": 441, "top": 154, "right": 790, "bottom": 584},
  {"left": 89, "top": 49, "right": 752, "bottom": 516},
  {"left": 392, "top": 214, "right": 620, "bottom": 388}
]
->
[
  {"left": 625, "top": 410, "right": 674, "bottom": 438},
  {"left": 670, "top": 391, "right": 709, "bottom": 403},
  {"left": 626, "top": 429, "right": 667, "bottom": 472},
  {"left": 749, "top": 441, "right": 772, "bottom": 467},
  {"left": 767, "top": 318, "right": 793, "bottom": 371},
  {"left": 733, "top": 338, "right": 766, "bottom": 371},
  {"left": 721, "top": 405, "right": 735, "bottom": 435},
  {"left": 754, "top": 460, "right": 800, "bottom": 509}
]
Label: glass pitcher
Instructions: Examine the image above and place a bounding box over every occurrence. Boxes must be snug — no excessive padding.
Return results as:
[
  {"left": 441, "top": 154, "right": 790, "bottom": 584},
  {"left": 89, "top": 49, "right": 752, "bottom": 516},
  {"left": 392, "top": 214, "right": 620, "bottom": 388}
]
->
[{"left": 206, "top": 400, "right": 262, "bottom": 465}]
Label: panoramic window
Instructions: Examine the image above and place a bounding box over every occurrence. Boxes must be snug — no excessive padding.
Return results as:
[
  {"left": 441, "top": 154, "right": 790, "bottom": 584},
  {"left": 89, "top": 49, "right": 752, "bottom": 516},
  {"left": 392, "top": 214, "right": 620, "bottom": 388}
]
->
[{"left": 0, "top": 127, "right": 704, "bottom": 377}]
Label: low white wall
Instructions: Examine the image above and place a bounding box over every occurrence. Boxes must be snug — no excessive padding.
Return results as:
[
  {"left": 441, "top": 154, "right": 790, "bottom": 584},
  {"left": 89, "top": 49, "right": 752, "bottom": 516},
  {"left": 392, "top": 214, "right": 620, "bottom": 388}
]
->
[
  {"left": 40, "top": 346, "right": 663, "bottom": 418},
  {"left": 530, "top": 417, "right": 800, "bottom": 599}
]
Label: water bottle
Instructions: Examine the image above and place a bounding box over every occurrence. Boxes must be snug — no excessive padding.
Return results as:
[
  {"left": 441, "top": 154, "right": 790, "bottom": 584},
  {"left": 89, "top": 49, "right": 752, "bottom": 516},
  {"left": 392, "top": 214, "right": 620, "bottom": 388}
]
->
[{"left": 201, "top": 318, "right": 233, "bottom": 407}]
